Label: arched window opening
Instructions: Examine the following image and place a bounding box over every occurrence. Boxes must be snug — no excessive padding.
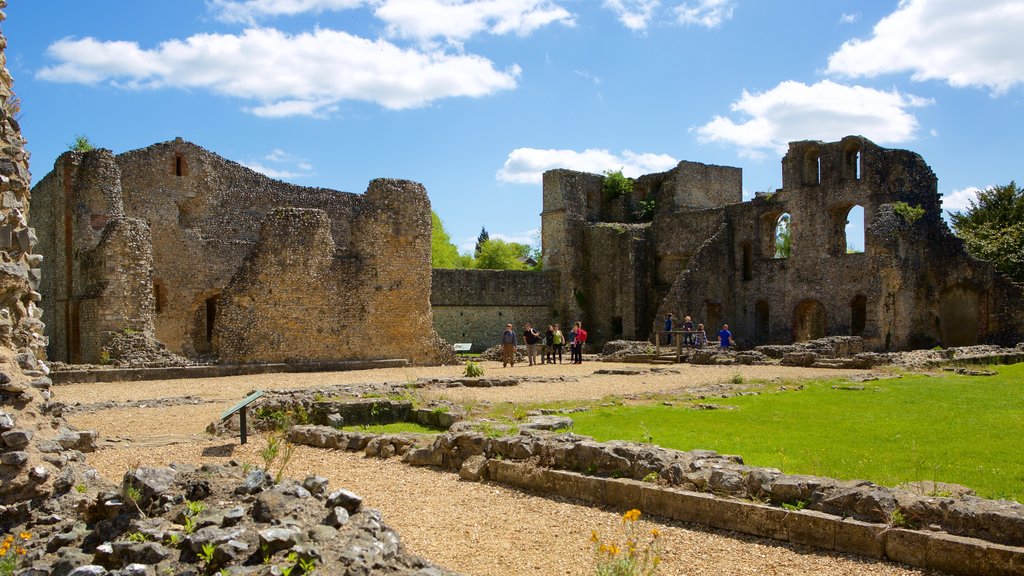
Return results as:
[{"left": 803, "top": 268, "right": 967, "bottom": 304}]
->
[
  {"left": 844, "top": 205, "right": 865, "bottom": 254},
  {"left": 851, "top": 295, "right": 866, "bottom": 336},
  {"left": 803, "top": 150, "right": 821, "bottom": 185},
  {"left": 774, "top": 213, "right": 791, "bottom": 259},
  {"left": 754, "top": 300, "right": 770, "bottom": 344},
  {"left": 844, "top": 148, "right": 861, "bottom": 181},
  {"left": 741, "top": 242, "right": 752, "bottom": 281}
]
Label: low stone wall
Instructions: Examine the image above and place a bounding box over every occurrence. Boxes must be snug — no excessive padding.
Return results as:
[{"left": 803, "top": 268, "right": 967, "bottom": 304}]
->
[
  {"left": 50, "top": 359, "right": 409, "bottom": 384},
  {"left": 287, "top": 426, "right": 1024, "bottom": 576}
]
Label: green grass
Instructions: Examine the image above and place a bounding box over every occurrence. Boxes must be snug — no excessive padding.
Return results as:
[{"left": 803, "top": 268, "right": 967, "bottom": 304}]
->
[
  {"left": 351, "top": 422, "right": 443, "bottom": 434},
  {"left": 570, "top": 364, "right": 1024, "bottom": 501}
]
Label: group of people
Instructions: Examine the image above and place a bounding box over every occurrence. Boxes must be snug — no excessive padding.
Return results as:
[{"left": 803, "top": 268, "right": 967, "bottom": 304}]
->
[
  {"left": 500, "top": 322, "right": 588, "bottom": 367},
  {"left": 663, "top": 313, "right": 735, "bottom": 350}
]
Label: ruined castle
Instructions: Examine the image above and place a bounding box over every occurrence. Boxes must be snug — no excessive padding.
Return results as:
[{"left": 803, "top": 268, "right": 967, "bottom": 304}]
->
[
  {"left": 31, "top": 140, "right": 451, "bottom": 365},
  {"left": 30, "top": 135, "right": 1024, "bottom": 363},
  {"left": 541, "top": 136, "right": 1024, "bottom": 350}
]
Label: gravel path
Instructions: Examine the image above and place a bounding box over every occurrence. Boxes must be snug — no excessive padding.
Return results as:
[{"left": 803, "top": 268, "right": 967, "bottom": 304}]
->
[{"left": 59, "top": 361, "right": 932, "bottom": 575}]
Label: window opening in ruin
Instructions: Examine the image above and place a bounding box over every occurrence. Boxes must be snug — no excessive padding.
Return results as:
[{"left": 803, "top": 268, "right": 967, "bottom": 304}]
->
[
  {"left": 845, "top": 205, "right": 865, "bottom": 254},
  {"left": 793, "top": 299, "right": 827, "bottom": 342},
  {"left": 205, "top": 295, "right": 218, "bottom": 344},
  {"left": 741, "top": 242, "right": 753, "bottom": 281},
  {"left": 153, "top": 279, "right": 166, "bottom": 313},
  {"left": 175, "top": 154, "right": 185, "bottom": 177},
  {"left": 803, "top": 150, "right": 821, "bottom": 185},
  {"left": 754, "top": 300, "right": 770, "bottom": 344},
  {"left": 851, "top": 295, "right": 866, "bottom": 336},
  {"left": 843, "top": 147, "right": 862, "bottom": 181},
  {"left": 774, "top": 213, "right": 791, "bottom": 258},
  {"left": 611, "top": 316, "right": 623, "bottom": 336}
]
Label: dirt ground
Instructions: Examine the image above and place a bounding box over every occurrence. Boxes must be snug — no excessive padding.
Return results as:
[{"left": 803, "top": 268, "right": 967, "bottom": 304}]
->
[{"left": 60, "top": 360, "right": 931, "bottom": 576}]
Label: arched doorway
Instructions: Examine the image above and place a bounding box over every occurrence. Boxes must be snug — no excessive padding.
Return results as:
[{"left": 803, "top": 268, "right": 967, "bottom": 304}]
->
[
  {"left": 793, "top": 299, "right": 827, "bottom": 342},
  {"left": 850, "top": 294, "right": 866, "bottom": 336}
]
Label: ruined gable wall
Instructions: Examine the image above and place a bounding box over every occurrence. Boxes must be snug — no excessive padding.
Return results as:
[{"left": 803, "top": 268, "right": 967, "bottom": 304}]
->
[
  {"left": 431, "top": 269, "right": 556, "bottom": 352},
  {"left": 113, "top": 140, "right": 362, "bottom": 356}
]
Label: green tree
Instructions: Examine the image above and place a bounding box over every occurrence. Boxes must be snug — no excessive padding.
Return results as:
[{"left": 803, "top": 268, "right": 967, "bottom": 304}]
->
[
  {"left": 950, "top": 181, "right": 1024, "bottom": 283},
  {"left": 474, "top": 227, "right": 490, "bottom": 257},
  {"left": 774, "top": 214, "right": 791, "bottom": 258},
  {"left": 602, "top": 169, "right": 633, "bottom": 200},
  {"left": 431, "top": 211, "right": 464, "bottom": 269},
  {"left": 474, "top": 238, "right": 530, "bottom": 270},
  {"left": 68, "top": 134, "right": 95, "bottom": 152}
]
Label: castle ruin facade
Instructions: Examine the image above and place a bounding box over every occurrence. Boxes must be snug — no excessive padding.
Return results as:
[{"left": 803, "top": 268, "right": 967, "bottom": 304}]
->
[
  {"left": 32, "top": 139, "right": 451, "bottom": 365},
  {"left": 542, "top": 136, "right": 1024, "bottom": 350}
]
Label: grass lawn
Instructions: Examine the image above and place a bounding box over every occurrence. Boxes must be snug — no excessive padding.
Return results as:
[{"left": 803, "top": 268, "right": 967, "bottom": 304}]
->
[
  {"left": 347, "top": 421, "right": 442, "bottom": 435},
  {"left": 570, "top": 364, "right": 1024, "bottom": 501}
]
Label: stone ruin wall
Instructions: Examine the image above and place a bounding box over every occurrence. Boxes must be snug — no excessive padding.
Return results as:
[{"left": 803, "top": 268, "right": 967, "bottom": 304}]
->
[
  {"left": 543, "top": 136, "right": 1024, "bottom": 350},
  {"left": 431, "top": 269, "right": 556, "bottom": 352},
  {"left": 32, "top": 139, "right": 451, "bottom": 365}
]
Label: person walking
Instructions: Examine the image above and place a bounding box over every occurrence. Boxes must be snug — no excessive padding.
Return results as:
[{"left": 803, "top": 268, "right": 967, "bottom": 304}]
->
[
  {"left": 523, "top": 323, "right": 541, "bottom": 366},
  {"left": 719, "top": 323, "right": 734, "bottom": 350},
  {"left": 552, "top": 324, "right": 565, "bottom": 364},
  {"left": 501, "top": 323, "right": 517, "bottom": 367},
  {"left": 571, "top": 321, "right": 588, "bottom": 364},
  {"left": 664, "top": 313, "right": 674, "bottom": 345}
]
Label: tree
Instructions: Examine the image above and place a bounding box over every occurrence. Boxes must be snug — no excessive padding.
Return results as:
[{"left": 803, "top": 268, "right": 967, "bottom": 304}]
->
[
  {"left": 431, "top": 211, "right": 464, "bottom": 269},
  {"left": 68, "top": 134, "right": 95, "bottom": 152},
  {"left": 474, "top": 238, "right": 530, "bottom": 270},
  {"left": 950, "top": 181, "right": 1024, "bottom": 283},
  {"left": 474, "top": 227, "right": 490, "bottom": 257},
  {"left": 774, "top": 214, "right": 791, "bottom": 258}
]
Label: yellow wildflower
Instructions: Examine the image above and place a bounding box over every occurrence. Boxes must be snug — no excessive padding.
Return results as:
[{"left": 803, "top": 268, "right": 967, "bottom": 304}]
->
[
  {"left": 18, "top": 532, "right": 30, "bottom": 541},
  {"left": 590, "top": 530, "right": 599, "bottom": 543},
  {"left": 622, "top": 509, "right": 642, "bottom": 523},
  {"left": 651, "top": 528, "right": 660, "bottom": 538}
]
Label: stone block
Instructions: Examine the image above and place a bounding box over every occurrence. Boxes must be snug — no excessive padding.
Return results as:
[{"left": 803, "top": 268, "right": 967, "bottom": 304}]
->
[
  {"left": 785, "top": 509, "right": 837, "bottom": 550},
  {"left": 459, "top": 455, "right": 489, "bottom": 482},
  {"left": 486, "top": 460, "right": 525, "bottom": 486},
  {"left": 640, "top": 486, "right": 715, "bottom": 526},
  {"left": 2, "top": 429, "right": 32, "bottom": 449},
  {"left": 604, "top": 478, "right": 644, "bottom": 510},
  {"left": 884, "top": 528, "right": 930, "bottom": 568},
  {"left": 834, "top": 518, "right": 885, "bottom": 558},
  {"left": 0, "top": 225, "right": 11, "bottom": 249}
]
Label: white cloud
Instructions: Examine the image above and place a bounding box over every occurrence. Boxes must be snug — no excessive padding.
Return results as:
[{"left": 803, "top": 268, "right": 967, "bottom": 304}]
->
[
  {"left": 603, "top": 0, "right": 661, "bottom": 31},
  {"left": 496, "top": 147, "right": 678, "bottom": 184},
  {"left": 373, "top": 0, "right": 575, "bottom": 44},
  {"left": 838, "top": 12, "right": 859, "bottom": 24},
  {"left": 942, "top": 185, "right": 985, "bottom": 214},
  {"left": 37, "top": 28, "right": 521, "bottom": 117},
  {"left": 694, "top": 80, "right": 931, "bottom": 157},
  {"left": 209, "top": 0, "right": 367, "bottom": 23},
  {"left": 673, "top": 0, "right": 735, "bottom": 28},
  {"left": 827, "top": 0, "right": 1024, "bottom": 94}
]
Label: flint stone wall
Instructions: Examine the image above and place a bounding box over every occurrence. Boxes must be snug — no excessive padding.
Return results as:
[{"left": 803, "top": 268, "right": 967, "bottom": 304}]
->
[
  {"left": 431, "top": 269, "right": 556, "bottom": 352},
  {"left": 33, "top": 140, "right": 452, "bottom": 364},
  {"left": 289, "top": 426, "right": 1024, "bottom": 576}
]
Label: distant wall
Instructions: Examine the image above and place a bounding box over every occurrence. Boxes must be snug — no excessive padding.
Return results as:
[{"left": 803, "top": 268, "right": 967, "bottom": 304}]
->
[{"left": 431, "top": 269, "right": 557, "bottom": 352}]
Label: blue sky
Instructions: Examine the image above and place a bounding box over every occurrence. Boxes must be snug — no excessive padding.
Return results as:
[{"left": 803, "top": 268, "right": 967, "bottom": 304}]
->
[{"left": 5, "top": 0, "right": 1023, "bottom": 254}]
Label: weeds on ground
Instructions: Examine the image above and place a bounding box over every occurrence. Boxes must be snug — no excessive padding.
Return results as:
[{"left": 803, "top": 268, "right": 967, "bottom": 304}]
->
[
  {"left": 0, "top": 533, "right": 30, "bottom": 576},
  {"left": 731, "top": 372, "right": 744, "bottom": 384},
  {"left": 591, "top": 509, "right": 661, "bottom": 576},
  {"left": 464, "top": 360, "right": 484, "bottom": 378}
]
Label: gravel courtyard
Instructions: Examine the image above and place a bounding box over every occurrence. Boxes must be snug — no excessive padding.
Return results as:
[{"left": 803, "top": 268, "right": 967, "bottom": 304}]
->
[{"left": 59, "top": 361, "right": 932, "bottom": 575}]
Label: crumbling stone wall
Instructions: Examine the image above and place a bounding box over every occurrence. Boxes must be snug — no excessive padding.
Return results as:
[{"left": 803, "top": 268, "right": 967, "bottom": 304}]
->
[
  {"left": 33, "top": 140, "right": 451, "bottom": 364},
  {"left": 543, "top": 136, "right": 1024, "bottom": 349},
  {"left": 431, "top": 269, "right": 556, "bottom": 351}
]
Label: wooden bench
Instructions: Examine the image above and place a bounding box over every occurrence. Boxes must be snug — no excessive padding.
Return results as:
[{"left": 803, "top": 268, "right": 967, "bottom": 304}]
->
[{"left": 453, "top": 343, "right": 472, "bottom": 354}]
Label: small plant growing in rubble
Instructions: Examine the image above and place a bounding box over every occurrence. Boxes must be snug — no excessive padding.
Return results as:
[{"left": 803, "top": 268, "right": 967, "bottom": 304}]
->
[
  {"left": 98, "top": 349, "right": 112, "bottom": 365},
  {"left": 464, "top": 360, "right": 484, "bottom": 378},
  {"left": 591, "top": 509, "right": 661, "bottom": 575}
]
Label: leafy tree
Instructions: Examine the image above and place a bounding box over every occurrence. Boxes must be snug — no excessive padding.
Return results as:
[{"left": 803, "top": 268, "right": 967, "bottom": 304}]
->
[
  {"left": 68, "top": 134, "right": 95, "bottom": 152},
  {"left": 431, "top": 211, "right": 465, "bottom": 269},
  {"left": 950, "top": 181, "right": 1024, "bottom": 283},
  {"left": 474, "top": 238, "right": 530, "bottom": 270},
  {"left": 474, "top": 227, "right": 490, "bottom": 257}
]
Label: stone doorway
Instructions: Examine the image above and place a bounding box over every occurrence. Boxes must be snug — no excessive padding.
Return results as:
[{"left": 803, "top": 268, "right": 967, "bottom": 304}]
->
[
  {"left": 939, "top": 285, "right": 979, "bottom": 347},
  {"left": 793, "top": 299, "right": 827, "bottom": 342}
]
